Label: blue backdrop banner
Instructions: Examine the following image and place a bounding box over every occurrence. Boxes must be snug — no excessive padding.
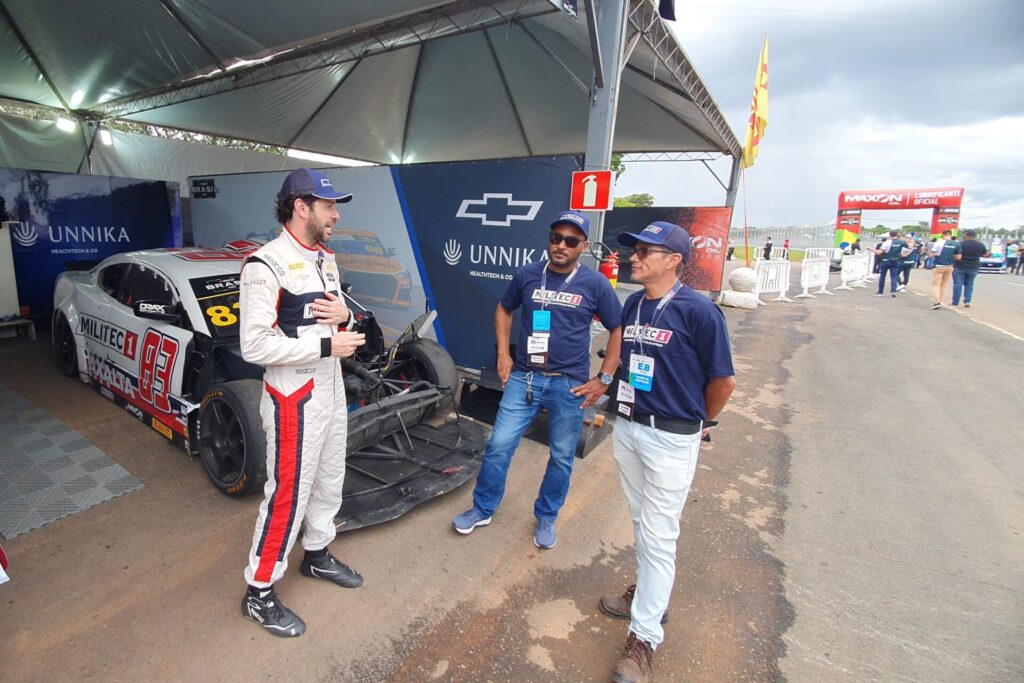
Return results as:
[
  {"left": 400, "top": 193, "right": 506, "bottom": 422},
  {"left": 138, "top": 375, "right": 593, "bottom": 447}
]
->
[
  {"left": 1, "top": 168, "right": 182, "bottom": 327},
  {"left": 393, "top": 156, "right": 580, "bottom": 370}
]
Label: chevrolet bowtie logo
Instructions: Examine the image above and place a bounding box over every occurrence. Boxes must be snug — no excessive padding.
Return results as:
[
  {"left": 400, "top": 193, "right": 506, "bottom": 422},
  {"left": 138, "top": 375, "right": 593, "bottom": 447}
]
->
[{"left": 455, "top": 193, "right": 543, "bottom": 227}]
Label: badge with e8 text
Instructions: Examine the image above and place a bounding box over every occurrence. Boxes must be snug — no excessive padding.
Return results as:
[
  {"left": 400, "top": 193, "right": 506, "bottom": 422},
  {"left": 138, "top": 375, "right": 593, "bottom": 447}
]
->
[{"left": 628, "top": 354, "right": 654, "bottom": 392}]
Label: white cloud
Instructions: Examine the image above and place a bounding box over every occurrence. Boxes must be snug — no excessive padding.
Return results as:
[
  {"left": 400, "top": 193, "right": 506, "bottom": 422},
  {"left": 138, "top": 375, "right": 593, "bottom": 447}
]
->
[{"left": 622, "top": 0, "right": 1024, "bottom": 230}]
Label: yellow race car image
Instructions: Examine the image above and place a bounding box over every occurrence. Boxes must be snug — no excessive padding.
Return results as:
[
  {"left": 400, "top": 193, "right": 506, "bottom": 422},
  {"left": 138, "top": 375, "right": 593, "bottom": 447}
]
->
[{"left": 329, "top": 230, "right": 413, "bottom": 308}]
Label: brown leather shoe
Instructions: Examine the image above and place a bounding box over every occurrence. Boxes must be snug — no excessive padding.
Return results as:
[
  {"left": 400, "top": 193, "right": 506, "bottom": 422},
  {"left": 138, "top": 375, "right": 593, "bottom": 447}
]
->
[
  {"left": 612, "top": 632, "right": 654, "bottom": 683},
  {"left": 599, "top": 584, "right": 668, "bottom": 624}
]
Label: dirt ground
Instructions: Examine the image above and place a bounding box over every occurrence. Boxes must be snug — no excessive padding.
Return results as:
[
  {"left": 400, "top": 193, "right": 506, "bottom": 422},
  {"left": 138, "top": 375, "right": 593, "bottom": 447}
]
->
[{"left": 4, "top": 267, "right": 1021, "bottom": 682}]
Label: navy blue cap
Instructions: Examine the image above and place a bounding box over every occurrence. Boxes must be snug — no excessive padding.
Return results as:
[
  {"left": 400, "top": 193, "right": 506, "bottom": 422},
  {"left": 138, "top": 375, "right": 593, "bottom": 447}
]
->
[
  {"left": 617, "top": 221, "right": 692, "bottom": 260},
  {"left": 550, "top": 210, "right": 590, "bottom": 238},
  {"left": 278, "top": 168, "right": 353, "bottom": 203}
]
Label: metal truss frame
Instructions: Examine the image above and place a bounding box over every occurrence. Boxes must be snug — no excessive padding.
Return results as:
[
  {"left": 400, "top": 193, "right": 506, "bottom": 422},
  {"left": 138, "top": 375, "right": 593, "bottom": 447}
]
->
[
  {"left": 626, "top": 0, "right": 741, "bottom": 158},
  {"left": 87, "top": 0, "right": 556, "bottom": 121}
]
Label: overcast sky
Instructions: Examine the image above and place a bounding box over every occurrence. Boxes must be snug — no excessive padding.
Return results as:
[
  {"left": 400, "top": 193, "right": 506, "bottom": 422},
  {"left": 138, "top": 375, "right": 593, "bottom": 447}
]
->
[{"left": 613, "top": 0, "right": 1024, "bottom": 230}]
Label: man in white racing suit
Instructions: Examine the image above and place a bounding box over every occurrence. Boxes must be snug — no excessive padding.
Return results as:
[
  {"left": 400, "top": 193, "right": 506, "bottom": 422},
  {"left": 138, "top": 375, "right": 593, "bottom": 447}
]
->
[{"left": 240, "top": 168, "right": 366, "bottom": 637}]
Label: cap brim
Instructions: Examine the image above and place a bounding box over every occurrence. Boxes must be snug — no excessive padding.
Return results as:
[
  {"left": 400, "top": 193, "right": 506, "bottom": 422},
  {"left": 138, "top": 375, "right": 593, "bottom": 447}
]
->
[
  {"left": 550, "top": 220, "right": 588, "bottom": 236},
  {"left": 616, "top": 231, "right": 643, "bottom": 247},
  {"left": 312, "top": 191, "right": 354, "bottom": 203}
]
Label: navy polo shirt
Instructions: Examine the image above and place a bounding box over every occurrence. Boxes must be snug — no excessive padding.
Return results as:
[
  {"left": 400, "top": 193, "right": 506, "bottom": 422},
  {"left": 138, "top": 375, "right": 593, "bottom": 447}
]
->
[
  {"left": 882, "top": 239, "right": 907, "bottom": 261},
  {"left": 500, "top": 261, "right": 622, "bottom": 383},
  {"left": 618, "top": 286, "right": 734, "bottom": 422},
  {"left": 933, "top": 239, "right": 959, "bottom": 266}
]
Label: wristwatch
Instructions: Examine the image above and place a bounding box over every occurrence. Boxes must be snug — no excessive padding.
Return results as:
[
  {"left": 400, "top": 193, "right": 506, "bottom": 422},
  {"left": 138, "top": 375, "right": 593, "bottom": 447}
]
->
[{"left": 598, "top": 372, "right": 614, "bottom": 385}]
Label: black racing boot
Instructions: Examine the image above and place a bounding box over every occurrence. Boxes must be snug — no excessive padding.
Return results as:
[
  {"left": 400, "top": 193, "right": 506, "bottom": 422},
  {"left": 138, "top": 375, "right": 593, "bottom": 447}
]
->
[
  {"left": 242, "top": 587, "right": 305, "bottom": 638},
  {"left": 300, "top": 550, "right": 364, "bottom": 588}
]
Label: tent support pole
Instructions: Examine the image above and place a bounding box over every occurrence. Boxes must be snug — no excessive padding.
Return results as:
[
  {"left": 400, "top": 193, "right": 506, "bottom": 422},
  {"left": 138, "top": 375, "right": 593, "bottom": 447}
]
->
[
  {"left": 583, "top": 0, "right": 628, "bottom": 249},
  {"left": 483, "top": 31, "right": 533, "bottom": 157},
  {"left": 0, "top": 0, "right": 72, "bottom": 112},
  {"left": 286, "top": 60, "right": 362, "bottom": 149}
]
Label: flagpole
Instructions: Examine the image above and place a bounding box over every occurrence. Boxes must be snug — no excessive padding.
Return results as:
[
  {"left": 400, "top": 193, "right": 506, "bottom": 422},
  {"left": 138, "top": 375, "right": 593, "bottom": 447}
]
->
[{"left": 742, "top": 168, "right": 751, "bottom": 268}]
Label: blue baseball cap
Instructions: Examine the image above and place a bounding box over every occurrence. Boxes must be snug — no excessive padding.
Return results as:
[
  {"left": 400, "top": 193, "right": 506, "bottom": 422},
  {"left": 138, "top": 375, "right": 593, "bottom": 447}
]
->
[
  {"left": 550, "top": 210, "right": 590, "bottom": 237},
  {"left": 617, "top": 221, "right": 692, "bottom": 261},
  {"left": 278, "top": 168, "right": 353, "bottom": 203}
]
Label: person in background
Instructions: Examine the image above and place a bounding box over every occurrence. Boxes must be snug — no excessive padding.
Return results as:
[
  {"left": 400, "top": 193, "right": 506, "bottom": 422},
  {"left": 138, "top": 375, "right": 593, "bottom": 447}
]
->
[
  {"left": 726, "top": 237, "right": 735, "bottom": 261},
  {"left": 874, "top": 230, "right": 907, "bottom": 297},
  {"left": 952, "top": 228, "right": 988, "bottom": 308},
  {"left": 782, "top": 237, "right": 790, "bottom": 253},
  {"left": 929, "top": 230, "right": 958, "bottom": 310},
  {"left": 763, "top": 236, "right": 773, "bottom": 260},
  {"left": 1006, "top": 240, "right": 1019, "bottom": 275},
  {"left": 850, "top": 238, "right": 862, "bottom": 254},
  {"left": 896, "top": 238, "right": 920, "bottom": 291},
  {"left": 872, "top": 237, "right": 884, "bottom": 273},
  {"left": 924, "top": 237, "right": 938, "bottom": 269}
]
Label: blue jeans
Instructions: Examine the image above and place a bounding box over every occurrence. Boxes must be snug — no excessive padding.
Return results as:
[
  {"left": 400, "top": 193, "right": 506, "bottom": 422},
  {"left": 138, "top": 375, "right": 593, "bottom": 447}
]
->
[
  {"left": 952, "top": 268, "right": 978, "bottom": 305},
  {"left": 877, "top": 260, "right": 900, "bottom": 293},
  {"left": 472, "top": 370, "right": 585, "bottom": 522}
]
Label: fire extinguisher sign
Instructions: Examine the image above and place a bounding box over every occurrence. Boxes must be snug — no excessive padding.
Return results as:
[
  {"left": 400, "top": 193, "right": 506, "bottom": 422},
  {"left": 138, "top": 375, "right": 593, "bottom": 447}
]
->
[{"left": 569, "top": 170, "right": 614, "bottom": 211}]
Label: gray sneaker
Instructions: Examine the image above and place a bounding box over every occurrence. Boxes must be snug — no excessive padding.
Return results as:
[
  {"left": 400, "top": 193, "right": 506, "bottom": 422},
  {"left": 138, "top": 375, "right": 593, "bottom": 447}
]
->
[
  {"left": 452, "top": 508, "right": 492, "bottom": 535},
  {"left": 534, "top": 518, "right": 557, "bottom": 549}
]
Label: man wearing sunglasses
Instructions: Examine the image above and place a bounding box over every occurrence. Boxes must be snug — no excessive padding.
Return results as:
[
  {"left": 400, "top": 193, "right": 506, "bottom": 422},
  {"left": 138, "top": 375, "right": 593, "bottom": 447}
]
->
[
  {"left": 451, "top": 210, "right": 623, "bottom": 550},
  {"left": 600, "top": 222, "right": 736, "bottom": 683}
]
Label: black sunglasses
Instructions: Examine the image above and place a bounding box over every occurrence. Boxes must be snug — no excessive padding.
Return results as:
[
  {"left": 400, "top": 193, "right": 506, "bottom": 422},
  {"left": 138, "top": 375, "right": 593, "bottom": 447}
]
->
[
  {"left": 548, "top": 232, "right": 584, "bottom": 248},
  {"left": 631, "top": 246, "right": 676, "bottom": 259}
]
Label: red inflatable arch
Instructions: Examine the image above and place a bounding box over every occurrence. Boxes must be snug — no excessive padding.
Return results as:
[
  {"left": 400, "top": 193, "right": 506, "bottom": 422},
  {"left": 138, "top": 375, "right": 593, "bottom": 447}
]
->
[{"left": 834, "top": 187, "right": 964, "bottom": 247}]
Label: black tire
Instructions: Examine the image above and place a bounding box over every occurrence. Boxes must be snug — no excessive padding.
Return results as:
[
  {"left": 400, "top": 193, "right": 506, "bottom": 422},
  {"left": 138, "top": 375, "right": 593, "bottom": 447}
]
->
[
  {"left": 197, "top": 380, "right": 266, "bottom": 497},
  {"left": 386, "top": 338, "right": 459, "bottom": 392},
  {"left": 54, "top": 313, "right": 78, "bottom": 377}
]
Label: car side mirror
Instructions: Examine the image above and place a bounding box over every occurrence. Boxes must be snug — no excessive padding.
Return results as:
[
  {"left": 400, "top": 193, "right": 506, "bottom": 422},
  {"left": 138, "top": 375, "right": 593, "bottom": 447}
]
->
[{"left": 133, "top": 300, "right": 181, "bottom": 324}]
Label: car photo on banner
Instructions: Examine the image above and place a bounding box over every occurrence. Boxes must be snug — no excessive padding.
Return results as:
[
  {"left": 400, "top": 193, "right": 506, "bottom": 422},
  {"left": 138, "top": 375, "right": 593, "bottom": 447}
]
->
[
  {"left": 329, "top": 230, "right": 414, "bottom": 308},
  {"left": 51, "top": 246, "right": 487, "bottom": 531}
]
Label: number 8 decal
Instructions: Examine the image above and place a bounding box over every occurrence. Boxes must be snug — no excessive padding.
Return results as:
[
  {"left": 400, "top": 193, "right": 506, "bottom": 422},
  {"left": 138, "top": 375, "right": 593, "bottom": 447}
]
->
[{"left": 139, "top": 329, "right": 179, "bottom": 414}]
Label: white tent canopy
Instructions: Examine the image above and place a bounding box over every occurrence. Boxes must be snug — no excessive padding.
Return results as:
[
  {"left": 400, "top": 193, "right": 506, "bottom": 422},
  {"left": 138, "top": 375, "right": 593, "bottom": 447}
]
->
[{"left": 0, "top": 0, "right": 739, "bottom": 171}]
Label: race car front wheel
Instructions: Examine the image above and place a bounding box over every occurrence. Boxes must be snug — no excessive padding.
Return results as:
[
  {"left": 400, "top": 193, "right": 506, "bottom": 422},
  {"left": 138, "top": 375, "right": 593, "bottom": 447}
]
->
[
  {"left": 54, "top": 313, "right": 78, "bottom": 377},
  {"left": 386, "top": 338, "right": 459, "bottom": 392},
  {"left": 197, "top": 380, "right": 266, "bottom": 497}
]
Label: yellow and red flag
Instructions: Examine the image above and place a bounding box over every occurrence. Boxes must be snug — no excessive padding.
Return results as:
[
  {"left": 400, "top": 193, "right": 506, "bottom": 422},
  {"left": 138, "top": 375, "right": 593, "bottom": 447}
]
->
[{"left": 741, "top": 36, "right": 769, "bottom": 169}]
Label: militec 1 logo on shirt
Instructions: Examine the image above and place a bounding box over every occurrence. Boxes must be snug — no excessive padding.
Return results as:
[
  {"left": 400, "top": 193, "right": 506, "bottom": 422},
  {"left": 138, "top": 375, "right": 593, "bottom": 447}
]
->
[
  {"left": 531, "top": 289, "right": 583, "bottom": 307},
  {"left": 624, "top": 324, "right": 674, "bottom": 346}
]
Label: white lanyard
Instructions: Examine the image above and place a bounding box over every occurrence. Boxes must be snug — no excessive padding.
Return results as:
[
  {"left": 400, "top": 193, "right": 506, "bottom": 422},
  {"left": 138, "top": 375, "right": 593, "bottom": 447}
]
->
[
  {"left": 539, "top": 263, "right": 579, "bottom": 311},
  {"left": 633, "top": 282, "right": 681, "bottom": 355}
]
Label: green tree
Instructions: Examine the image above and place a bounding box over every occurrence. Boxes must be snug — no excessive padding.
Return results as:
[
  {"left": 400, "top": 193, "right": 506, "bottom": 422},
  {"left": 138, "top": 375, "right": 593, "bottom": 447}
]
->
[
  {"left": 611, "top": 154, "right": 626, "bottom": 180},
  {"left": 614, "top": 193, "right": 655, "bottom": 208}
]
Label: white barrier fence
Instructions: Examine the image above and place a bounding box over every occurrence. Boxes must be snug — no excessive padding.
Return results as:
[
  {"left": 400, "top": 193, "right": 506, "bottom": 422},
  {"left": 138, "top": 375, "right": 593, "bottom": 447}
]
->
[
  {"left": 864, "top": 250, "right": 877, "bottom": 281},
  {"left": 754, "top": 258, "right": 794, "bottom": 303},
  {"left": 836, "top": 253, "right": 869, "bottom": 290},
  {"left": 804, "top": 247, "right": 836, "bottom": 261},
  {"left": 796, "top": 258, "right": 833, "bottom": 298}
]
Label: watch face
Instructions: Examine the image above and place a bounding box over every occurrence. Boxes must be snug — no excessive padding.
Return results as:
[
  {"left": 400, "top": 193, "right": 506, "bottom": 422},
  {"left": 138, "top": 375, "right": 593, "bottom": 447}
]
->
[{"left": 599, "top": 373, "right": 613, "bottom": 385}]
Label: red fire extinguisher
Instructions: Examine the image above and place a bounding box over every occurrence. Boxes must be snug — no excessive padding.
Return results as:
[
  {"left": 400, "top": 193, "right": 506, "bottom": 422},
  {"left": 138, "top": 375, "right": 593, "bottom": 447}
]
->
[{"left": 598, "top": 251, "right": 619, "bottom": 288}]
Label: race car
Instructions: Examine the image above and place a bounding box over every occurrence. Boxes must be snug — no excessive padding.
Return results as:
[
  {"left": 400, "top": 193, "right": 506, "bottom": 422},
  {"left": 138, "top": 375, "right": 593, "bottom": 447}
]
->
[
  {"left": 52, "top": 246, "right": 486, "bottom": 530},
  {"left": 979, "top": 242, "right": 1006, "bottom": 273}
]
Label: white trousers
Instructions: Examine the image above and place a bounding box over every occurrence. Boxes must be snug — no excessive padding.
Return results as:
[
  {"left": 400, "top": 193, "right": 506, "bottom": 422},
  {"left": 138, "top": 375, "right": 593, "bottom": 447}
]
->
[{"left": 612, "top": 418, "right": 702, "bottom": 648}]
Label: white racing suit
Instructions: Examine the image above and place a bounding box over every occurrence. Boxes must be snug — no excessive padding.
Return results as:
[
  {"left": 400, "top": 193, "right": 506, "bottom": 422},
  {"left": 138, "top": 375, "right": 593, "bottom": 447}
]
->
[{"left": 240, "top": 227, "right": 348, "bottom": 588}]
